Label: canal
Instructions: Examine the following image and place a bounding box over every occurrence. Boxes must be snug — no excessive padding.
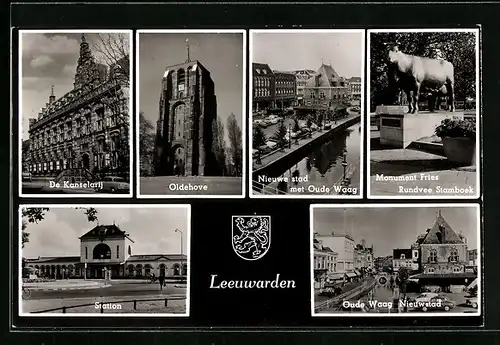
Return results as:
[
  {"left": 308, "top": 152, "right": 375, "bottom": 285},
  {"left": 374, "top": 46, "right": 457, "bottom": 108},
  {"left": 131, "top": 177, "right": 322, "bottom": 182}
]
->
[{"left": 260, "top": 122, "right": 361, "bottom": 195}]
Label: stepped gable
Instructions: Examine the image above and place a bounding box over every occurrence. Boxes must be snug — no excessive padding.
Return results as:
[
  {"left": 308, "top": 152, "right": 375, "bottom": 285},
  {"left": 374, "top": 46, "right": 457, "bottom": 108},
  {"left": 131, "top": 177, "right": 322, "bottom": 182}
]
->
[{"left": 421, "top": 211, "right": 464, "bottom": 245}]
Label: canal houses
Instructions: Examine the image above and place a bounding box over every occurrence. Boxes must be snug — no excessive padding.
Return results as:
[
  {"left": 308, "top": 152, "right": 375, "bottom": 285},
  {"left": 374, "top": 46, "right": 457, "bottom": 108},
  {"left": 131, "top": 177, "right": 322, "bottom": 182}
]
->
[{"left": 313, "top": 235, "right": 338, "bottom": 289}]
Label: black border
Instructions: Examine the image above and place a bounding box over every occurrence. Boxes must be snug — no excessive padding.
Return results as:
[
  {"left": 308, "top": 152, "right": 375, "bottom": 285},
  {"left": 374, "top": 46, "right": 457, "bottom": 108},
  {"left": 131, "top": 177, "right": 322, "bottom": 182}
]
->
[{"left": 7, "top": 1, "right": 500, "bottom": 340}]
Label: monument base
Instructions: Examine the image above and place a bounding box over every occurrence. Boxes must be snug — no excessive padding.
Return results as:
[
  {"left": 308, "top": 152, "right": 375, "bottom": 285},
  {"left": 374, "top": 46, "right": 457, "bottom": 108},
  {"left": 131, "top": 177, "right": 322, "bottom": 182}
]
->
[{"left": 378, "top": 108, "right": 464, "bottom": 148}]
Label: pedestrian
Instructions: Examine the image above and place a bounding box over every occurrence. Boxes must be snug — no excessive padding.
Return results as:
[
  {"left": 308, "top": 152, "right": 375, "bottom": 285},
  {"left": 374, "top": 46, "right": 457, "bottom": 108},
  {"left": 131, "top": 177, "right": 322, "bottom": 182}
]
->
[{"left": 158, "top": 274, "right": 165, "bottom": 291}]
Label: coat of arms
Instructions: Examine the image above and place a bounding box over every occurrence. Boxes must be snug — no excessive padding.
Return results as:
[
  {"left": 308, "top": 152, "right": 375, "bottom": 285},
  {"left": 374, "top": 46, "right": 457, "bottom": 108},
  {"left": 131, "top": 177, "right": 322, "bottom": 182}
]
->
[{"left": 232, "top": 215, "right": 271, "bottom": 261}]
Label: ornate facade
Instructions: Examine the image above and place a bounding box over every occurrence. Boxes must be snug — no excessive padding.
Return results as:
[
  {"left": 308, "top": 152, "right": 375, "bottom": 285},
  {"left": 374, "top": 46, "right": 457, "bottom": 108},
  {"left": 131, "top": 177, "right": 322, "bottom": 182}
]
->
[
  {"left": 154, "top": 58, "right": 218, "bottom": 176},
  {"left": 26, "top": 34, "right": 130, "bottom": 182},
  {"left": 25, "top": 224, "right": 187, "bottom": 280}
]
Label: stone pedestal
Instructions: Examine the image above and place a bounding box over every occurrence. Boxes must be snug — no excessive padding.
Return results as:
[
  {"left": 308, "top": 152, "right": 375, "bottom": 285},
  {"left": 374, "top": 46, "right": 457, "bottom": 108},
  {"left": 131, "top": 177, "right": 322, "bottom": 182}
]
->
[{"left": 377, "top": 106, "right": 464, "bottom": 148}]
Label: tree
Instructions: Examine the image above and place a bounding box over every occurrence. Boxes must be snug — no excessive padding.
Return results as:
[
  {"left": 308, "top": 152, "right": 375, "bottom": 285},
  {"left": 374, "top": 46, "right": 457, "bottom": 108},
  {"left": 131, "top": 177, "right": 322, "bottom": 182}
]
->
[
  {"left": 22, "top": 208, "right": 98, "bottom": 248},
  {"left": 90, "top": 33, "right": 131, "bottom": 129},
  {"left": 226, "top": 113, "right": 243, "bottom": 177},
  {"left": 396, "top": 267, "right": 410, "bottom": 312},
  {"left": 139, "top": 111, "right": 156, "bottom": 176},
  {"left": 93, "top": 33, "right": 130, "bottom": 87},
  {"left": 370, "top": 32, "right": 476, "bottom": 112},
  {"left": 273, "top": 121, "right": 288, "bottom": 152},
  {"left": 212, "top": 116, "right": 227, "bottom": 176},
  {"left": 253, "top": 126, "right": 267, "bottom": 148}
]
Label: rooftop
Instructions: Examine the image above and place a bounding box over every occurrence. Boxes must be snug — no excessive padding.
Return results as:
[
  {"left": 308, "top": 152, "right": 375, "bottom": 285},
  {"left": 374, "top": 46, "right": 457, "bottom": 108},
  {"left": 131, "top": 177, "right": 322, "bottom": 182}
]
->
[{"left": 421, "top": 211, "right": 465, "bottom": 245}]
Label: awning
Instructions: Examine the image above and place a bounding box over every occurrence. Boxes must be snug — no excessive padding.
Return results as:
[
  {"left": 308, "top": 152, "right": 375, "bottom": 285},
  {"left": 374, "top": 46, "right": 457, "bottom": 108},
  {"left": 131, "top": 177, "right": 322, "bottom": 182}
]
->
[
  {"left": 354, "top": 269, "right": 362, "bottom": 276},
  {"left": 410, "top": 272, "right": 477, "bottom": 279},
  {"left": 326, "top": 273, "right": 344, "bottom": 281},
  {"left": 346, "top": 272, "right": 357, "bottom": 278}
]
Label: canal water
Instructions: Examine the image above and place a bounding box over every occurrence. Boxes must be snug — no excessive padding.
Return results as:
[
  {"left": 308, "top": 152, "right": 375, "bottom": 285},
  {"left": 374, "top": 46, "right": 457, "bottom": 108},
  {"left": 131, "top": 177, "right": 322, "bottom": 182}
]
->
[{"left": 263, "top": 122, "right": 361, "bottom": 195}]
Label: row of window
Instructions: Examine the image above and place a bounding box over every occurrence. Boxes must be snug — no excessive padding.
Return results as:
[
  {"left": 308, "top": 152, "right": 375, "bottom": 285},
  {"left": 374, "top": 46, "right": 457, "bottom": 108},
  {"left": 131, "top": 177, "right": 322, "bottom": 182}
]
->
[
  {"left": 254, "top": 77, "right": 271, "bottom": 87},
  {"left": 28, "top": 153, "right": 119, "bottom": 173},
  {"left": 30, "top": 116, "right": 124, "bottom": 150},
  {"left": 309, "top": 92, "right": 349, "bottom": 100},
  {"left": 427, "top": 248, "right": 460, "bottom": 263}
]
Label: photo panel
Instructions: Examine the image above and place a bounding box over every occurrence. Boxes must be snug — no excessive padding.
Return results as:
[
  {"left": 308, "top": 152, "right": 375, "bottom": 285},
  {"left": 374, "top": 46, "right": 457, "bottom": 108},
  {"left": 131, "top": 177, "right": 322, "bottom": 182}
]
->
[
  {"left": 367, "top": 28, "right": 480, "bottom": 199},
  {"left": 136, "top": 29, "right": 246, "bottom": 198},
  {"left": 249, "top": 29, "right": 365, "bottom": 199},
  {"left": 19, "top": 204, "right": 191, "bottom": 317},
  {"left": 310, "top": 204, "right": 481, "bottom": 317},
  {"left": 19, "top": 30, "right": 133, "bottom": 198}
]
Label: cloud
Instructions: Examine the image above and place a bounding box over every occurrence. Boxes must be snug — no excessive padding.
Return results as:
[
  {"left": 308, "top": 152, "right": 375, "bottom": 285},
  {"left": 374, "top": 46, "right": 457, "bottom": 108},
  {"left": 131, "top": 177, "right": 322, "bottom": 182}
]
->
[
  {"left": 22, "top": 34, "right": 80, "bottom": 56},
  {"left": 30, "top": 55, "right": 54, "bottom": 68}
]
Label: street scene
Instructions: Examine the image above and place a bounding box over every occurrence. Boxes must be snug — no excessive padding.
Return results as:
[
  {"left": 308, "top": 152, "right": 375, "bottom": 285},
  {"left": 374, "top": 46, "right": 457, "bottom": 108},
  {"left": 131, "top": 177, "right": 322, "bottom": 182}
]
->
[
  {"left": 138, "top": 31, "right": 244, "bottom": 196},
  {"left": 20, "top": 31, "right": 132, "bottom": 195},
  {"left": 21, "top": 205, "right": 189, "bottom": 315},
  {"left": 311, "top": 205, "right": 480, "bottom": 315},
  {"left": 250, "top": 30, "right": 363, "bottom": 197},
  {"left": 369, "top": 29, "right": 479, "bottom": 197}
]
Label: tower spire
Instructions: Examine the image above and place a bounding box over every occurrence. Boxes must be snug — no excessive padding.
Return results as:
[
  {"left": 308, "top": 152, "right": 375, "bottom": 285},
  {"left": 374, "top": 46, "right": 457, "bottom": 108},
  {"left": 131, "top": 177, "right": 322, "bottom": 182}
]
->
[
  {"left": 48, "top": 85, "right": 55, "bottom": 104},
  {"left": 186, "top": 38, "right": 191, "bottom": 63}
]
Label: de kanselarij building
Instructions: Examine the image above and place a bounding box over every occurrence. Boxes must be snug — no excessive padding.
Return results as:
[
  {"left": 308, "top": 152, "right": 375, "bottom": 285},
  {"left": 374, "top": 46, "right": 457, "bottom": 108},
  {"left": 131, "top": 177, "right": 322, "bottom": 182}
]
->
[
  {"left": 25, "top": 224, "right": 187, "bottom": 280},
  {"left": 24, "top": 34, "right": 130, "bottom": 183}
]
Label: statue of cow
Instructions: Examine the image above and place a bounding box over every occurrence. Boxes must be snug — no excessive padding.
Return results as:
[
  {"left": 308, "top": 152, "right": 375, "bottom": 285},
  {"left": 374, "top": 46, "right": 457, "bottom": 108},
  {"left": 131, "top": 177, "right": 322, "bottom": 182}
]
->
[{"left": 386, "top": 44, "right": 455, "bottom": 114}]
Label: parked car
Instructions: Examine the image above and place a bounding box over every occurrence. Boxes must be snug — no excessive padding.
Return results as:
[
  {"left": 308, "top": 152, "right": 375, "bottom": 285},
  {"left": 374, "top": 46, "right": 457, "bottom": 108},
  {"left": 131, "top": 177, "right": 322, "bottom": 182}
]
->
[
  {"left": 267, "top": 115, "right": 280, "bottom": 124},
  {"left": 466, "top": 296, "right": 479, "bottom": 309},
  {"left": 410, "top": 292, "right": 439, "bottom": 304},
  {"left": 22, "top": 171, "right": 32, "bottom": 182},
  {"left": 97, "top": 176, "right": 130, "bottom": 193},
  {"left": 420, "top": 295, "right": 455, "bottom": 312}
]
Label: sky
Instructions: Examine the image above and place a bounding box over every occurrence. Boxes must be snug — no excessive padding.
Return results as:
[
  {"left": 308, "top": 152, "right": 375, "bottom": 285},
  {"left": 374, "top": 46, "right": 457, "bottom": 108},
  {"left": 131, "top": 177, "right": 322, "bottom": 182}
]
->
[
  {"left": 313, "top": 207, "right": 478, "bottom": 257},
  {"left": 139, "top": 32, "right": 244, "bottom": 142},
  {"left": 252, "top": 31, "right": 363, "bottom": 78},
  {"left": 20, "top": 32, "right": 131, "bottom": 140},
  {"left": 22, "top": 207, "right": 189, "bottom": 258}
]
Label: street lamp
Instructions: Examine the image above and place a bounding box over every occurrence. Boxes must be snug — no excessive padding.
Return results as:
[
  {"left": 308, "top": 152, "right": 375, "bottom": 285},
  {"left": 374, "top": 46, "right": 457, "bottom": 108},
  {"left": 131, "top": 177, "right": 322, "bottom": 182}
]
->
[
  {"left": 175, "top": 229, "right": 184, "bottom": 281},
  {"left": 288, "top": 124, "right": 292, "bottom": 149}
]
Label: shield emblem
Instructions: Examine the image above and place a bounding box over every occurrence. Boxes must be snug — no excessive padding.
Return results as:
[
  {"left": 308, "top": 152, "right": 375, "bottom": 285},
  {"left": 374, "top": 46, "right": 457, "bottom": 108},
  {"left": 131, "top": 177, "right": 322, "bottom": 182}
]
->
[{"left": 232, "top": 215, "right": 271, "bottom": 261}]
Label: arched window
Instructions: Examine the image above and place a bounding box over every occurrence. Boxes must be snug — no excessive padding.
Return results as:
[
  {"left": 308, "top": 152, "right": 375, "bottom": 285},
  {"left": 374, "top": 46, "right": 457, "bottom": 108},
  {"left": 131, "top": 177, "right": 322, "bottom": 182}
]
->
[
  {"left": 428, "top": 249, "right": 437, "bottom": 263},
  {"left": 135, "top": 264, "right": 143, "bottom": 277},
  {"left": 85, "top": 246, "right": 88, "bottom": 260},
  {"left": 177, "top": 69, "right": 185, "bottom": 92},
  {"left": 449, "top": 248, "right": 459, "bottom": 262},
  {"left": 144, "top": 264, "right": 152, "bottom": 276},
  {"left": 172, "top": 103, "right": 186, "bottom": 140},
  {"left": 173, "top": 264, "right": 180, "bottom": 276},
  {"left": 127, "top": 264, "right": 134, "bottom": 276},
  {"left": 93, "top": 243, "right": 112, "bottom": 259}
]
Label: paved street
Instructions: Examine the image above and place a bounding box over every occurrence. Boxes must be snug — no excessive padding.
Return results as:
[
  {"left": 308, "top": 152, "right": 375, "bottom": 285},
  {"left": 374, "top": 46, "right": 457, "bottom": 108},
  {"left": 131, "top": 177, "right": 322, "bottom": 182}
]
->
[
  {"left": 22, "top": 281, "right": 186, "bottom": 314},
  {"left": 140, "top": 176, "right": 242, "bottom": 195},
  {"left": 318, "top": 282, "right": 476, "bottom": 314}
]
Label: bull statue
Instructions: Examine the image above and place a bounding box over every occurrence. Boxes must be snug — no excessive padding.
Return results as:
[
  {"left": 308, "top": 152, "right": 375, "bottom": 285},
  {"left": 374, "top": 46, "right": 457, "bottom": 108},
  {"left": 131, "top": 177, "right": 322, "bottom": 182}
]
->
[{"left": 386, "top": 44, "right": 455, "bottom": 114}]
